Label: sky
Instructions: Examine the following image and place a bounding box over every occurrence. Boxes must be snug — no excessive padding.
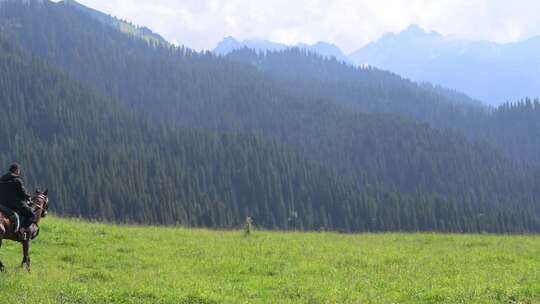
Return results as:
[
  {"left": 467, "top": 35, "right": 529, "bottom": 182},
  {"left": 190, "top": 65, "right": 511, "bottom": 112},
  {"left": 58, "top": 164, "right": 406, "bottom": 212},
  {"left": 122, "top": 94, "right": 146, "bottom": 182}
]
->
[{"left": 62, "top": 0, "right": 540, "bottom": 53}]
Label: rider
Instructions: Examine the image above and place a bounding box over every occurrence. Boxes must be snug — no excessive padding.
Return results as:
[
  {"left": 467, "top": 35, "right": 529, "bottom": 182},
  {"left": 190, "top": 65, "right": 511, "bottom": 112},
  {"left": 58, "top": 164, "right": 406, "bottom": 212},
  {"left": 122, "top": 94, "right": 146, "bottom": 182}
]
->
[{"left": 0, "top": 163, "right": 35, "bottom": 237}]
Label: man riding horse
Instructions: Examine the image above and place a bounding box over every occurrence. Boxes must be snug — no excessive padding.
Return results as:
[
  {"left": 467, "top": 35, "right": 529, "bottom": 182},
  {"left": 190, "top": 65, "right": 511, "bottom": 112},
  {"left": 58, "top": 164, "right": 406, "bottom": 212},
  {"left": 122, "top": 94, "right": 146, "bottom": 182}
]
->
[
  {"left": 0, "top": 164, "right": 36, "bottom": 240},
  {"left": 0, "top": 163, "right": 49, "bottom": 272}
]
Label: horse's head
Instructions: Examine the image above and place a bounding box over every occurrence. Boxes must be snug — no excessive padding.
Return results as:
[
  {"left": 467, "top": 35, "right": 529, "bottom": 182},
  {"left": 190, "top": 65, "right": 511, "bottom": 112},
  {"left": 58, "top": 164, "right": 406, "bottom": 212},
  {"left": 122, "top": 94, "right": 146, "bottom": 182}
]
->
[{"left": 33, "top": 189, "right": 49, "bottom": 218}]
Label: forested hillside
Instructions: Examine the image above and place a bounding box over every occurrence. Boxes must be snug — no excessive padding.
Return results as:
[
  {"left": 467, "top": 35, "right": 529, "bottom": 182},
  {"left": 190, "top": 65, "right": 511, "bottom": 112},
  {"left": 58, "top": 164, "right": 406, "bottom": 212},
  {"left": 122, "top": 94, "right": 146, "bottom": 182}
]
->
[
  {"left": 0, "top": 0, "right": 539, "bottom": 232},
  {"left": 226, "top": 48, "right": 540, "bottom": 164},
  {"left": 5, "top": 38, "right": 535, "bottom": 233},
  {"left": 0, "top": 37, "right": 395, "bottom": 231}
]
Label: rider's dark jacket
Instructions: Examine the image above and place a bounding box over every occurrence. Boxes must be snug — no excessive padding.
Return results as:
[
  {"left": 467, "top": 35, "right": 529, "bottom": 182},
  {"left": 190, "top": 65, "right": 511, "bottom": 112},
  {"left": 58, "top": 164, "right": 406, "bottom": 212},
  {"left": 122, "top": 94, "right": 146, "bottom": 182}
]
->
[{"left": 0, "top": 173, "right": 31, "bottom": 209}]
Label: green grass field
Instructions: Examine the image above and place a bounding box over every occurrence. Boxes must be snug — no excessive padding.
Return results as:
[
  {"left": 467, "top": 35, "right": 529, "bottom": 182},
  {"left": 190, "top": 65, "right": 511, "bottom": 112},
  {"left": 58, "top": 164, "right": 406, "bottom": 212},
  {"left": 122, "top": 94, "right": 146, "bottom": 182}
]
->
[{"left": 0, "top": 217, "right": 538, "bottom": 303}]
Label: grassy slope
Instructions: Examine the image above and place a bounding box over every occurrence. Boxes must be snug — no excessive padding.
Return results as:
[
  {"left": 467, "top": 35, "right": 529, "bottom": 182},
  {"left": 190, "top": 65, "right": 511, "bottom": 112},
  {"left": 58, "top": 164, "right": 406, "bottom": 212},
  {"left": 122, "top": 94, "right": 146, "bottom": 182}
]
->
[{"left": 0, "top": 217, "right": 538, "bottom": 303}]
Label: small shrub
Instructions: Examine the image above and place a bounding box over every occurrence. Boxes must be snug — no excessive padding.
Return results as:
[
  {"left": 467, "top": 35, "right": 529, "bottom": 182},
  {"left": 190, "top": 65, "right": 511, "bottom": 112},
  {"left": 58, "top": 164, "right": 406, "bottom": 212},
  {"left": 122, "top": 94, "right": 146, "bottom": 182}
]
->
[{"left": 244, "top": 216, "right": 253, "bottom": 236}]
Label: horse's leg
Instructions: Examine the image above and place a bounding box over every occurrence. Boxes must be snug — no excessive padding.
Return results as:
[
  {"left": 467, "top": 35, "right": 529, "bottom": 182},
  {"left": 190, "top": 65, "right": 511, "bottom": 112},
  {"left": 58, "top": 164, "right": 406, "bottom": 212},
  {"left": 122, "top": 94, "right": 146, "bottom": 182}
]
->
[
  {"left": 21, "top": 239, "right": 31, "bottom": 272},
  {"left": 0, "top": 239, "right": 4, "bottom": 272}
]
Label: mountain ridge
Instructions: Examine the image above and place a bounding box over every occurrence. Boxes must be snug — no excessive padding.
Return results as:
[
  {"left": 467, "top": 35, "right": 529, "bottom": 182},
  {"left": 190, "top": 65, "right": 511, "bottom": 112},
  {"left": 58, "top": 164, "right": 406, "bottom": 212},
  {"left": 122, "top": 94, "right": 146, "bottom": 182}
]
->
[
  {"left": 215, "top": 25, "right": 540, "bottom": 105},
  {"left": 350, "top": 25, "right": 540, "bottom": 104},
  {"left": 213, "top": 36, "right": 351, "bottom": 63},
  {"left": 59, "top": 0, "right": 168, "bottom": 45}
]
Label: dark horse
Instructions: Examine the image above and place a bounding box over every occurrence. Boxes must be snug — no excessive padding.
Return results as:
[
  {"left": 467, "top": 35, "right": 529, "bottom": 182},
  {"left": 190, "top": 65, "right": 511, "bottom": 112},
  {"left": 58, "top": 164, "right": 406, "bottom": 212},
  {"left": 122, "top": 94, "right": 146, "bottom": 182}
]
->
[{"left": 0, "top": 190, "right": 49, "bottom": 272}]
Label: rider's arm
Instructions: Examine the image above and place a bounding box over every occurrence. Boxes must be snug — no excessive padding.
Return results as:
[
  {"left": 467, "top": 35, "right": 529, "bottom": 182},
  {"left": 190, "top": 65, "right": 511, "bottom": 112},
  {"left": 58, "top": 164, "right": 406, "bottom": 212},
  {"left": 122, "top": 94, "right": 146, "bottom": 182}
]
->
[{"left": 16, "top": 178, "right": 32, "bottom": 201}]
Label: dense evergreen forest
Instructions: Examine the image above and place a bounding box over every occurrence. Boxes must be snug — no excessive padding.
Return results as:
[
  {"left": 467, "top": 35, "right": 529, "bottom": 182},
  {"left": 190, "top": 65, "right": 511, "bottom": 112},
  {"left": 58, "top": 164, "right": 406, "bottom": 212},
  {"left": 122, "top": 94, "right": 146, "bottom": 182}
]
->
[
  {"left": 226, "top": 48, "right": 540, "bottom": 164},
  {"left": 0, "top": 0, "right": 539, "bottom": 232},
  {"left": 0, "top": 37, "right": 395, "bottom": 230}
]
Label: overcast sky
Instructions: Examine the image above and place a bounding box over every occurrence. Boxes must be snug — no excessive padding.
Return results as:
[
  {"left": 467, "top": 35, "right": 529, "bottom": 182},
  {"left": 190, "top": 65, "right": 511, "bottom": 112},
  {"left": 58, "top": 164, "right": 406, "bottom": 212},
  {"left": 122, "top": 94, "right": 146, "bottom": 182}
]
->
[{"left": 66, "top": 0, "right": 540, "bottom": 53}]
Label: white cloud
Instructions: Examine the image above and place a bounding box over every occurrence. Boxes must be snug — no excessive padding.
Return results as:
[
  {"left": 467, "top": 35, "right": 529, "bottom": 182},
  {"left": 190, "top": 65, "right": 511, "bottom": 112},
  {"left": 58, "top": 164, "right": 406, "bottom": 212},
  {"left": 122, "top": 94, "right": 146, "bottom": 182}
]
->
[{"left": 67, "top": 0, "right": 540, "bottom": 53}]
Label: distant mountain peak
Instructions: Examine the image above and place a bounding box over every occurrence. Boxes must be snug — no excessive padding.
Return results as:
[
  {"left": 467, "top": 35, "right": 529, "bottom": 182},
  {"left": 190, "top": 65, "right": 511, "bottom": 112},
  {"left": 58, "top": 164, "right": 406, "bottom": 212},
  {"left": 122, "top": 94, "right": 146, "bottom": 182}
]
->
[
  {"left": 222, "top": 36, "right": 238, "bottom": 43},
  {"left": 311, "top": 41, "right": 339, "bottom": 49},
  {"left": 214, "top": 37, "right": 287, "bottom": 55},
  {"left": 397, "top": 24, "right": 442, "bottom": 39},
  {"left": 214, "top": 37, "right": 350, "bottom": 63},
  {"left": 214, "top": 36, "right": 242, "bottom": 55},
  {"left": 402, "top": 24, "right": 425, "bottom": 34},
  {"left": 349, "top": 23, "right": 540, "bottom": 104}
]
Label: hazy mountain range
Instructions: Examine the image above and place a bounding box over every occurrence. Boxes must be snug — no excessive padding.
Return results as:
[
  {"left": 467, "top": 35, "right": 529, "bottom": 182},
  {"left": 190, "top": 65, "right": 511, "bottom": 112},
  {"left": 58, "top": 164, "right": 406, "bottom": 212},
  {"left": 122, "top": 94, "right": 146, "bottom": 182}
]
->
[
  {"left": 214, "top": 36, "right": 351, "bottom": 64},
  {"left": 215, "top": 25, "right": 540, "bottom": 105}
]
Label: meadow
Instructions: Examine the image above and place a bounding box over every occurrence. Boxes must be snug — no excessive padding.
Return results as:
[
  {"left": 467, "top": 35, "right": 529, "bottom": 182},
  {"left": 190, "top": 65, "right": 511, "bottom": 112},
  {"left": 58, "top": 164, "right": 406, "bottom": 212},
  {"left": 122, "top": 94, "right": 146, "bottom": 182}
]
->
[{"left": 0, "top": 217, "right": 538, "bottom": 303}]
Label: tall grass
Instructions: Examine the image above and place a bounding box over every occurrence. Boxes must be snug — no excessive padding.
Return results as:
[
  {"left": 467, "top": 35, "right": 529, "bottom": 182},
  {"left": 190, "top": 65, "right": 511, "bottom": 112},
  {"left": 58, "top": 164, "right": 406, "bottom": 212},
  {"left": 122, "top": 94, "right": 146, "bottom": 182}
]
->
[{"left": 0, "top": 217, "right": 538, "bottom": 303}]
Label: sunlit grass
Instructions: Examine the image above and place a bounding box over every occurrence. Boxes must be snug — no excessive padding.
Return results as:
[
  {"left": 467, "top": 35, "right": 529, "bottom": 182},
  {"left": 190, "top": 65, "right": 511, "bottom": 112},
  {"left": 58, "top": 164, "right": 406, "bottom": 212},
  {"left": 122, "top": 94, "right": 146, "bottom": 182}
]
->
[{"left": 0, "top": 217, "right": 538, "bottom": 303}]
